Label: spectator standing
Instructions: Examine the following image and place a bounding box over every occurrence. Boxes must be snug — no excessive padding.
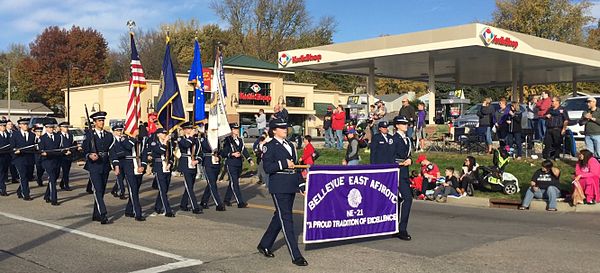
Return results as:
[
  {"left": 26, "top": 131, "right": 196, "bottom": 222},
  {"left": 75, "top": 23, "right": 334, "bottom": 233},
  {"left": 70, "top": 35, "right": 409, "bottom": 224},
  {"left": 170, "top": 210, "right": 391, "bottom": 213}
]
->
[
  {"left": 575, "top": 149, "right": 600, "bottom": 204},
  {"left": 527, "top": 96, "right": 538, "bottom": 138},
  {"left": 332, "top": 105, "right": 346, "bottom": 150},
  {"left": 519, "top": 160, "right": 561, "bottom": 211},
  {"left": 579, "top": 97, "right": 600, "bottom": 158},
  {"left": 323, "top": 106, "right": 334, "bottom": 148},
  {"left": 477, "top": 98, "right": 495, "bottom": 153},
  {"left": 415, "top": 102, "right": 427, "bottom": 152},
  {"left": 506, "top": 101, "right": 523, "bottom": 159},
  {"left": 300, "top": 135, "right": 315, "bottom": 179},
  {"left": 495, "top": 98, "right": 511, "bottom": 144},
  {"left": 536, "top": 91, "right": 552, "bottom": 140},
  {"left": 543, "top": 97, "right": 569, "bottom": 160},
  {"left": 255, "top": 109, "right": 267, "bottom": 133},
  {"left": 399, "top": 98, "right": 417, "bottom": 139},
  {"left": 343, "top": 128, "right": 361, "bottom": 166}
]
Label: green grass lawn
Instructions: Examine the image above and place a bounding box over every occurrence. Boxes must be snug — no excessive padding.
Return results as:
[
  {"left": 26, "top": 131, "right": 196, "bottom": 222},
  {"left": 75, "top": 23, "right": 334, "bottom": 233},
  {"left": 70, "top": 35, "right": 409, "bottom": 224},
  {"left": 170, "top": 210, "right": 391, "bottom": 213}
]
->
[{"left": 309, "top": 148, "right": 576, "bottom": 201}]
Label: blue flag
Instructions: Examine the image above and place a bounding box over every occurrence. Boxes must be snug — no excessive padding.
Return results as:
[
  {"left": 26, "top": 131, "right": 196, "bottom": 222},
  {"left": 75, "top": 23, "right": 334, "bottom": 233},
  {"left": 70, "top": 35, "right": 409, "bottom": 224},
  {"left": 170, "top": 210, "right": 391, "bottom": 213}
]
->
[
  {"left": 218, "top": 51, "right": 227, "bottom": 98},
  {"left": 188, "top": 39, "right": 206, "bottom": 123},
  {"left": 156, "top": 37, "right": 185, "bottom": 133}
]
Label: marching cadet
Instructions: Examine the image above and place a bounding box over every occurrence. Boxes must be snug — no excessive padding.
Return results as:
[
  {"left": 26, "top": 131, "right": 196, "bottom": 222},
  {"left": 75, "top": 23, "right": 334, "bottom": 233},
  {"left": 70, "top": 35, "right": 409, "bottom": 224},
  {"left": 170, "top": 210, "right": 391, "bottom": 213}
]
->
[
  {"left": 11, "top": 118, "right": 36, "bottom": 200},
  {"left": 5, "top": 120, "right": 19, "bottom": 184},
  {"left": 110, "top": 124, "right": 127, "bottom": 199},
  {"left": 392, "top": 116, "right": 413, "bottom": 241},
  {"left": 83, "top": 111, "right": 117, "bottom": 224},
  {"left": 151, "top": 128, "right": 175, "bottom": 218},
  {"left": 369, "top": 120, "right": 395, "bottom": 164},
  {"left": 257, "top": 118, "right": 308, "bottom": 267},
  {"left": 58, "top": 122, "right": 80, "bottom": 191},
  {"left": 221, "top": 123, "right": 254, "bottom": 208},
  {"left": 199, "top": 124, "right": 226, "bottom": 211},
  {"left": 33, "top": 126, "right": 45, "bottom": 187},
  {"left": 0, "top": 119, "right": 12, "bottom": 196},
  {"left": 177, "top": 122, "right": 202, "bottom": 214},
  {"left": 118, "top": 124, "right": 147, "bottom": 221},
  {"left": 39, "top": 122, "right": 61, "bottom": 206}
]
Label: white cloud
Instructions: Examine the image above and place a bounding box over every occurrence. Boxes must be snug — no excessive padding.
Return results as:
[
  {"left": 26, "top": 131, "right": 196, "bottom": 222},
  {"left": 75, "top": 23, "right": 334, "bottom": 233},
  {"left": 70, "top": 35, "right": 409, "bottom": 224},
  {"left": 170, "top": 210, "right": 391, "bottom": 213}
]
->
[{"left": 0, "top": 0, "right": 217, "bottom": 51}]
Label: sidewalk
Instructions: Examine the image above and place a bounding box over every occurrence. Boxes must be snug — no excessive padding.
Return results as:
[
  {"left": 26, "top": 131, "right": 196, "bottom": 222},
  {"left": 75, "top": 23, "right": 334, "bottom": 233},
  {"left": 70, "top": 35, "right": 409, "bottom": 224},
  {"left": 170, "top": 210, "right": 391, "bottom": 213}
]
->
[{"left": 435, "top": 195, "right": 600, "bottom": 213}]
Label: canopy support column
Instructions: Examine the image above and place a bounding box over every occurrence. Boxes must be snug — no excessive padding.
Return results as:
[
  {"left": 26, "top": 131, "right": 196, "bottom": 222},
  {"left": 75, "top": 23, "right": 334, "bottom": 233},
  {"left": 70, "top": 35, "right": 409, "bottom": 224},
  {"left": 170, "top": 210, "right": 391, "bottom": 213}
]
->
[
  {"left": 428, "top": 55, "right": 435, "bottom": 124},
  {"left": 572, "top": 67, "right": 578, "bottom": 97},
  {"left": 367, "top": 60, "right": 375, "bottom": 96}
]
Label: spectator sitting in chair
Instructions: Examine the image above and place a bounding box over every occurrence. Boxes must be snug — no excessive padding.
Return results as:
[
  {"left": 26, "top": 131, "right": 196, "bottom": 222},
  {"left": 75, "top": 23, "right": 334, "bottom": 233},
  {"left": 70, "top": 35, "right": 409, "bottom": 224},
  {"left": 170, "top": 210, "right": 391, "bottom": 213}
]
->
[
  {"left": 416, "top": 154, "right": 440, "bottom": 199},
  {"left": 433, "top": 167, "right": 460, "bottom": 203},
  {"left": 519, "top": 160, "right": 561, "bottom": 211}
]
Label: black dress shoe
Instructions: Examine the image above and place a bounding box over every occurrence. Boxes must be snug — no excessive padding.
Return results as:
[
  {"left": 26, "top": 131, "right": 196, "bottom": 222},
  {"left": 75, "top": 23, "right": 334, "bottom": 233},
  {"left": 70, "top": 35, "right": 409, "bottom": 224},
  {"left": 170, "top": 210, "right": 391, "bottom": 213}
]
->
[
  {"left": 65, "top": 188, "right": 72, "bottom": 191},
  {"left": 165, "top": 212, "right": 175, "bottom": 218},
  {"left": 179, "top": 206, "right": 190, "bottom": 211},
  {"left": 23, "top": 196, "right": 33, "bottom": 201},
  {"left": 154, "top": 209, "right": 164, "bottom": 214},
  {"left": 124, "top": 212, "right": 135, "bottom": 218},
  {"left": 292, "top": 257, "right": 308, "bottom": 266},
  {"left": 119, "top": 194, "right": 127, "bottom": 200},
  {"left": 397, "top": 232, "right": 412, "bottom": 241},
  {"left": 0, "top": 192, "right": 7, "bottom": 196},
  {"left": 238, "top": 202, "right": 248, "bottom": 208},
  {"left": 257, "top": 246, "right": 275, "bottom": 258},
  {"left": 216, "top": 205, "right": 226, "bottom": 211},
  {"left": 100, "top": 217, "right": 109, "bottom": 225},
  {"left": 224, "top": 201, "right": 232, "bottom": 207},
  {"left": 92, "top": 216, "right": 101, "bottom": 222},
  {"left": 192, "top": 208, "right": 203, "bottom": 214},
  {"left": 17, "top": 193, "right": 23, "bottom": 199},
  {"left": 37, "top": 181, "right": 43, "bottom": 187},
  {"left": 45, "top": 199, "right": 51, "bottom": 203},
  {"left": 135, "top": 216, "right": 146, "bottom": 221},
  {"left": 86, "top": 189, "right": 93, "bottom": 194},
  {"left": 200, "top": 202, "right": 209, "bottom": 209},
  {"left": 111, "top": 191, "right": 118, "bottom": 197},
  {"left": 51, "top": 201, "right": 59, "bottom": 206}
]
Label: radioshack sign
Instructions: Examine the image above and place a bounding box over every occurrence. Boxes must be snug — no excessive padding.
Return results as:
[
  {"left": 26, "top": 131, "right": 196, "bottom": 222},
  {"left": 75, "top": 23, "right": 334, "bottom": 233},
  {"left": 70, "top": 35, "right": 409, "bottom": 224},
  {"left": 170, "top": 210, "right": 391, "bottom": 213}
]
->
[
  {"left": 481, "top": 27, "right": 519, "bottom": 49},
  {"left": 278, "top": 53, "right": 322, "bottom": 67}
]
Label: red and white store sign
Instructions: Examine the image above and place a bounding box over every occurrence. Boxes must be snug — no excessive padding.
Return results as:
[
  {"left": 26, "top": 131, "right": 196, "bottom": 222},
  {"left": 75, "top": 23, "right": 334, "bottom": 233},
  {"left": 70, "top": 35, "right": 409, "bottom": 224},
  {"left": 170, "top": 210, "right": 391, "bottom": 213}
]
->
[
  {"left": 481, "top": 27, "right": 519, "bottom": 49},
  {"left": 278, "top": 53, "right": 322, "bottom": 67}
]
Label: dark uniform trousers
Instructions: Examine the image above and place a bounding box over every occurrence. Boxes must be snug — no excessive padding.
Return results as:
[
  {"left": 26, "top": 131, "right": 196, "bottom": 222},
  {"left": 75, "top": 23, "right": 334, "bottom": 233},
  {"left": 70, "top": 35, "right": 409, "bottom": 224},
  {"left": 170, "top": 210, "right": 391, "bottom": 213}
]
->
[
  {"left": 201, "top": 165, "right": 223, "bottom": 207},
  {"left": 259, "top": 138, "right": 303, "bottom": 261},
  {"left": 154, "top": 170, "right": 173, "bottom": 214},
  {"left": 180, "top": 164, "right": 200, "bottom": 210},
  {"left": 59, "top": 134, "right": 74, "bottom": 190},
  {"left": 0, "top": 154, "right": 9, "bottom": 194},
  {"left": 393, "top": 132, "right": 413, "bottom": 234},
  {"left": 123, "top": 160, "right": 144, "bottom": 217},
  {"left": 11, "top": 131, "right": 35, "bottom": 198},
  {"left": 83, "top": 130, "right": 115, "bottom": 219},
  {"left": 398, "top": 172, "right": 412, "bottom": 233},
  {"left": 42, "top": 161, "right": 60, "bottom": 202},
  {"left": 89, "top": 164, "right": 110, "bottom": 218},
  {"left": 224, "top": 165, "right": 244, "bottom": 204},
  {"left": 35, "top": 148, "right": 45, "bottom": 186},
  {"left": 112, "top": 164, "right": 126, "bottom": 196}
]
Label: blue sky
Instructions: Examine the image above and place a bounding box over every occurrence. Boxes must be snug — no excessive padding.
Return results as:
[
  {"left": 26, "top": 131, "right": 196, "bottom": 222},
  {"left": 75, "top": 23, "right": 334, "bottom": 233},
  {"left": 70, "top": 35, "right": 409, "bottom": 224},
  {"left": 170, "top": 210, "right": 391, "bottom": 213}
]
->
[{"left": 1, "top": 0, "right": 599, "bottom": 52}]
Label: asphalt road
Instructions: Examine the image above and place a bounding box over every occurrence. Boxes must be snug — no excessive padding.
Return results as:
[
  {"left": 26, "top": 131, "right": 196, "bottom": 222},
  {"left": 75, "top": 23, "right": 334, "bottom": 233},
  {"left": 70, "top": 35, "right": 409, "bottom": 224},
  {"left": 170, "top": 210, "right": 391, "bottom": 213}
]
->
[{"left": 1, "top": 166, "right": 600, "bottom": 273}]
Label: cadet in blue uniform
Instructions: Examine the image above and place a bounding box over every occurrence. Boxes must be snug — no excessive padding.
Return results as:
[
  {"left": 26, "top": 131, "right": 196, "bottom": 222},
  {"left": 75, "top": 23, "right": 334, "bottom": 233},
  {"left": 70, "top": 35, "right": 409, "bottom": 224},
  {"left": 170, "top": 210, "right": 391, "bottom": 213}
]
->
[
  {"left": 118, "top": 125, "right": 148, "bottom": 221},
  {"left": 57, "top": 122, "right": 80, "bottom": 191},
  {"left": 83, "top": 111, "right": 117, "bottom": 224},
  {"left": 5, "top": 120, "right": 19, "bottom": 184},
  {"left": 39, "top": 122, "right": 62, "bottom": 206},
  {"left": 221, "top": 123, "right": 254, "bottom": 208},
  {"left": 0, "top": 120, "right": 12, "bottom": 196},
  {"left": 392, "top": 116, "right": 413, "bottom": 241},
  {"left": 257, "top": 119, "right": 308, "bottom": 267},
  {"left": 151, "top": 128, "right": 175, "bottom": 218},
  {"left": 110, "top": 124, "right": 127, "bottom": 199},
  {"left": 178, "top": 122, "right": 202, "bottom": 214},
  {"left": 11, "top": 118, "right": 36, "bottom": 200},
  {"left": 199, "top": 127, "right": 226, "bottom": 211},
  {"left": 33, "top": 126, "right": 45, "bottom": 186},
  {"left": 369, "top": 120, "right": 395, "bottom": 164}
]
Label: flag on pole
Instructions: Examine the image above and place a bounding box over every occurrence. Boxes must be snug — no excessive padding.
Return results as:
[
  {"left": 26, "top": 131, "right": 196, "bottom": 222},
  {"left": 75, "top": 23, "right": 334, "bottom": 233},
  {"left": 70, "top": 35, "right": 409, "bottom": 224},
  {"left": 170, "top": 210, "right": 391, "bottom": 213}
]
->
[
  {"left": 156, "top": 35, "right": 185, "bottom": 133},
  {"left": 188, "top": 39, "right": 206, "bottom": 124},
  {"left": 124, "top": 33, "right": 147, "bottom": 135},
  {"left": 207, "top": 47, "right": 231, "bottom": 150}
]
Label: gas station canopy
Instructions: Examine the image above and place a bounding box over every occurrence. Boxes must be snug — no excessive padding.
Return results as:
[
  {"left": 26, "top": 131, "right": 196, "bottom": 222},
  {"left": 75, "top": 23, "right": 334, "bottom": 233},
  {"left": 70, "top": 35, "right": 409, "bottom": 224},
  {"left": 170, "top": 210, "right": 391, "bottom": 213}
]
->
[{"left": 277, "top": 23, "right": 600, "bottom": 88}]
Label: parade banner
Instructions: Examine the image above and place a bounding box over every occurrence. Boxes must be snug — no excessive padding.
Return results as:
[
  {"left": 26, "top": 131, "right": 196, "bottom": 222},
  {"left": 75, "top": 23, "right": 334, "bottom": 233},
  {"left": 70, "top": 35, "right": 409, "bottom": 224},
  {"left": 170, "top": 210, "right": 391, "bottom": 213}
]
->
[{"left": 304, "top": 164, "right": 399, "bottom": 244}]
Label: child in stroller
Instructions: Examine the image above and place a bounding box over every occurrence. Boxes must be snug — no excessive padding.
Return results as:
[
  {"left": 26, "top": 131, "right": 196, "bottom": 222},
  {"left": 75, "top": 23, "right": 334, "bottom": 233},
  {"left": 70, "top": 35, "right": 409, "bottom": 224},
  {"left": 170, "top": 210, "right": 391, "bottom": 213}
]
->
[{"left": 472, "top": 147, "right": 520, "bottom": 195}]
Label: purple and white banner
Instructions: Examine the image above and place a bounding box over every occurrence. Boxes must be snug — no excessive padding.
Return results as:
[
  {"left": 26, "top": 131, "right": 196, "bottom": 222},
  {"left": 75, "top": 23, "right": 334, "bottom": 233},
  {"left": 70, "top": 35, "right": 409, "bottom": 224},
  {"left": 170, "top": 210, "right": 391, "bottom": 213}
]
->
[{"left": 303, "top": 164, "right": 399, "bottom": 244}]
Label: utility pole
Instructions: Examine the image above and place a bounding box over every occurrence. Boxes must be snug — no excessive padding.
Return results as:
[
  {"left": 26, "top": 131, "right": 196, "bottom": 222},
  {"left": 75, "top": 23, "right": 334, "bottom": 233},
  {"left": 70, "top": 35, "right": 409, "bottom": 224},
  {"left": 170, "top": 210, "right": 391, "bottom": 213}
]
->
[{"left": 7, "top": 68, "right": 11, "bottom": 120}]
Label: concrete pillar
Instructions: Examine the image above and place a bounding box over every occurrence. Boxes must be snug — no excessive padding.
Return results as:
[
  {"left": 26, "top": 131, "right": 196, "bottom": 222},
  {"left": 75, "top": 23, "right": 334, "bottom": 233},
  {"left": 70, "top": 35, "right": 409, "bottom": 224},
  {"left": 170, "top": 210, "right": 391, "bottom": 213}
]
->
[
  {"left": 511, "top": 56, "right": 518, "bottom": 102},
  {"left": 428, "top": 55, "right": 436, "bottom": 124},
  {"left": 367, "top": 61, "right": 375, "bottom": 96},
  {"left": 572, "top": 67, "right": 578, "bottom": 97}
]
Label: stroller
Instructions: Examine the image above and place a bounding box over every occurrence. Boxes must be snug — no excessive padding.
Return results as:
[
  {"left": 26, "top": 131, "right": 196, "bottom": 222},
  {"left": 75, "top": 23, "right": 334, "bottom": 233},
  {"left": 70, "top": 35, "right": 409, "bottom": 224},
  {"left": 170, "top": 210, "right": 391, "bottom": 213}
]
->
[{"left": 467, "top": 148, "right": 520, "bottom": 195}]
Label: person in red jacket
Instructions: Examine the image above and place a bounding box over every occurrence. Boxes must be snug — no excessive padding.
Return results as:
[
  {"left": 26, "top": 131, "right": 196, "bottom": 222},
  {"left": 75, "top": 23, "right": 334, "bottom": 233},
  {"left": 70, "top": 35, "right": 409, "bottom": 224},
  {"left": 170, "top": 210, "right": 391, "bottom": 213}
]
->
[
  {"left": 332, "top": 105, "right": 346, "bottom": 150},
  {"left": 536, "top": 91, "right": 552, "bottom": 140},
  {"left": 300, "top": 135, "right": 315, "bottom": 179}
]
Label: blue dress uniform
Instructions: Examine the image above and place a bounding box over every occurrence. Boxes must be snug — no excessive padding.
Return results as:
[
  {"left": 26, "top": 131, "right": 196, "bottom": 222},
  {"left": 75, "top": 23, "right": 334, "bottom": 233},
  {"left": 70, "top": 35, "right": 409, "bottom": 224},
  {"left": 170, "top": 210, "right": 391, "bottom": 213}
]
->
[
  {"left": 39, "top": 124, "right": 62, "bottom": 205},
  {"left": 178, "top": 122, "right": 202, "bottom": 213},
  {"left": 221, "top": 124, "right": 253, "bottom": 208},
  {"left": 392, "top": 116, "right": 413, "bottom": 241},
  {"left": 0, "top": 120, "right": 12, "bottom": 196},
  {"left": 369, "top": 120, "right": 395, "bottom": 164},
  {"left": 200, "top": 134, "right": 226, "bottom": 211},
  {"left": 83, "top": 111, "right": 116, "bottom": 224},
  {"left": 33, "top": 127, "right": 45, "bottom": 187},
  {"left": 151, "top": 128, "right": 175, "bottom": 217},
  {"left": 119, "top": 132, "right": 148, "bottom": 221},
  {"left": 58, "top": 122, "right": 76, "bottom": 191},
  {"left": 10, "top": 119, "right": 36, "bottom": 200},
  {"left": 258, "top": 119, "right": 308, "bottom": 266},
  {"left": 110, "top": 125, "right": 127, "bottom": 199}
]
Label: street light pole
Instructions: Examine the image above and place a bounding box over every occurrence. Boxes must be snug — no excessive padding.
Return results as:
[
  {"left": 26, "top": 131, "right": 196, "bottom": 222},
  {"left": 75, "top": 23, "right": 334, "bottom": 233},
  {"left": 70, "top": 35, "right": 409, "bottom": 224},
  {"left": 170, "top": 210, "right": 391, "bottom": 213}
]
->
[
  {"left": 7, "top": 68, "right": 11, "bottom": 120},
  {"left": 67, "top": 63, "right": 71, "bottom": 124}
]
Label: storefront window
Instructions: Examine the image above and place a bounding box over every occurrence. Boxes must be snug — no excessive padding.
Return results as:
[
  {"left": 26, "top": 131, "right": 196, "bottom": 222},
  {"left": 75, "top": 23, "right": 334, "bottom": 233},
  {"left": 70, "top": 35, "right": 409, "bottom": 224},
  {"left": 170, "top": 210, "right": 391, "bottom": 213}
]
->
[
  {"left": 239, "top": 81, "right": 271, "bottom": 106},
  {"left": 286, "top": 96, "right": 305, "bottom": 108}
]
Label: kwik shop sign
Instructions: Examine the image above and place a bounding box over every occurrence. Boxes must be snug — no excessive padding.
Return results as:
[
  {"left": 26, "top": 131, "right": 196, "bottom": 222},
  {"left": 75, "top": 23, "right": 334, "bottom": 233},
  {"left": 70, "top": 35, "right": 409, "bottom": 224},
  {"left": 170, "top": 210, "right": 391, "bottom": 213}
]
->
[
  {"left": 481, "top": 27, "right": 519, "bottom": 49},
  {"left": 278, "top": 53, "right": 322, "bottom": 67}
]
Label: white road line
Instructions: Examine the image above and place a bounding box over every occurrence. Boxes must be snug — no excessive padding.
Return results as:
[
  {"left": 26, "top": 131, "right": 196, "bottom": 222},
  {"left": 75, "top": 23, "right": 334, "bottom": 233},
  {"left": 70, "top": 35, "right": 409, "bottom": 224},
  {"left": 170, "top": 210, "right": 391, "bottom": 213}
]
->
[{"left": 0, "top": 211, "right": 203, "bottom": 272}]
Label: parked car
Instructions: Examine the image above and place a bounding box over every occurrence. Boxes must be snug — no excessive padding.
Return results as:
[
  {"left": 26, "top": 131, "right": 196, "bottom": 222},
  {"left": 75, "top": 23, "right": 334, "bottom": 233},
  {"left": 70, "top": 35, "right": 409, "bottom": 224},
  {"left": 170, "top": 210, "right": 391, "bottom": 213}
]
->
[
  {"left": 562, "top": 96, "right": 600, "bottom": 139},
  {"left": 454, "top": 102, "right": 528, "bottom": 129},
  {"left": 28, "top": 117, "right": 58, "bottom": 129},
  {"left": 241, "top": 124, "right": 262, "bottom": 138},
  {"left": 68, "top": 128, "right": 86, "bottom": 145}
]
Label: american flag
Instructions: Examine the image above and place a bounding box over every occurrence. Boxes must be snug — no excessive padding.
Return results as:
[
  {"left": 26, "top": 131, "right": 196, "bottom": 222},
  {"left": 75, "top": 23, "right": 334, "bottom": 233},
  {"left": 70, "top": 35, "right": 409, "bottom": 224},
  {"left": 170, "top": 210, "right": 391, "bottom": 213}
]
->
[{"left": 125, "top": 33, "right": 147, "bottom": 135}]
